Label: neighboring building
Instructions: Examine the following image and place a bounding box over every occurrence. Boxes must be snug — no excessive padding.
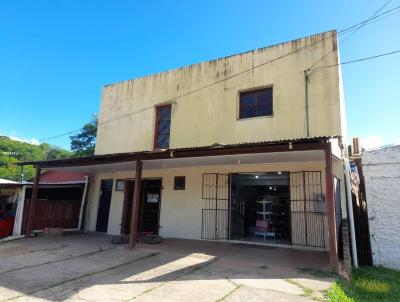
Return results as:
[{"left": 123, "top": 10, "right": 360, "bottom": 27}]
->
[
  {"left": 0, "top": 179, "right": 22, "bottom": 238},
  {"left": 363, "top": 144, "right": 400, "bottom": 270},
  {"left": 0, "top": 172, "right": 91, "bottom": 238},
  {"left": 19, "top": 30, "right": 349, "bottom": 271},
  {"left": 19, "top": 171, "right": 91, "bottom": 234}
]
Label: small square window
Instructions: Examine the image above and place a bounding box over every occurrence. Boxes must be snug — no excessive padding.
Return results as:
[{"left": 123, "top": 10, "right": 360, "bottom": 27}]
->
[
  {"left": 174, "top": 176, "right": 185, "bottom": 190},
  {"left": 239, "top": 88, "right": 273, "bottom": 119}
]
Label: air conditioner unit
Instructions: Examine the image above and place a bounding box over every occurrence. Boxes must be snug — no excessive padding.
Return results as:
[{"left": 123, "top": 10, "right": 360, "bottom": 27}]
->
[{"left": 352, "top": 137, "right": 362, "bottom": 156}]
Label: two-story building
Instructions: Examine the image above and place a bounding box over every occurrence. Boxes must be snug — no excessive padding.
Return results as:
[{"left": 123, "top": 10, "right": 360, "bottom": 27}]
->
[{"left": 20, "top": 30, "right": 349, "bottom": 271}]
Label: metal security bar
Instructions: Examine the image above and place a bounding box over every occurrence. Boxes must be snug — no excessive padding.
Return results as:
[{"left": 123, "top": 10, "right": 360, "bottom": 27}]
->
[
  {"left": 201, "top": 209, "right": 229, "bottom": 240},
  {"left": 290, "top": 171, "right": 326, "bottom": 248},
  {"left": 201, "top": 173, "right": 229, "bottom": 240}
]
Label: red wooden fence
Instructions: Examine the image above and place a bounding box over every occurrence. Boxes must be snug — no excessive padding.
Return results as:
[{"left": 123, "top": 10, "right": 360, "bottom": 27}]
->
[{"left": 22, "top": 199, "right": 81, "bottom": 234}]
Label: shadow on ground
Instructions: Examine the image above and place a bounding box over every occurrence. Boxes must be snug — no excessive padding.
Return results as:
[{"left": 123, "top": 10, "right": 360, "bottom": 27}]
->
[{"left": 0, "top": 234, "right": 335, "bottom": 302}]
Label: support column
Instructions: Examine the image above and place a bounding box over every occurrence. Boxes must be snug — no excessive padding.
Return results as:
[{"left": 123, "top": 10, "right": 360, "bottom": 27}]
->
[
  {"left": 129, "top": 160, "right": 142, "bottom": 249},
  {"left": 120, "top": 180, "right": 130, "bottom": 235},
  {"left": 26, "top": 166, "right": 41, "bottom": 236},
  {"left": 325, "top": 143, "right": 339, "bottom": 271}
]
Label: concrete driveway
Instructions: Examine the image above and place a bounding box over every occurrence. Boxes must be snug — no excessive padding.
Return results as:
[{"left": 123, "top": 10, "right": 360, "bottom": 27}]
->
[{"left": 0, "top": 234, "right": 335, "bottom": 302}]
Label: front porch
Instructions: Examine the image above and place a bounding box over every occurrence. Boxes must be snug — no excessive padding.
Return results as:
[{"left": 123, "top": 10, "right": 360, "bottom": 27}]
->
[{"left": 18, "top": 138, "right": 345, "bottom": 272}]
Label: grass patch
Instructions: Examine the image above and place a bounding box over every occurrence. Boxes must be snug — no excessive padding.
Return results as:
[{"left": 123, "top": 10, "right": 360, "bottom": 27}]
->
[
  {"left": 297, "top": 267, "right": 338, "bottom": 278},
  {"left": 326, "top": 266, "right": 400, "bottom": 302}
]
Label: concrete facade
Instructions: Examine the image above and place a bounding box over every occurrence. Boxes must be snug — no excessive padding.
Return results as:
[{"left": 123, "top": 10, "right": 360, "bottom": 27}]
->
[
  {"left": 79, "top": 31, "right": 349, "bottom": 255},
  {"left": 363, "top": 145, "right": 400, "bottom": 269},
  {"left": 95, "top": 31, "right": 345, "bottom": 155}
]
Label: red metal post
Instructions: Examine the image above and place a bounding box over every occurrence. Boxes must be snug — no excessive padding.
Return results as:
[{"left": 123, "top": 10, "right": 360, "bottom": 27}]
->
[
  {"left": 26, "top": 166, "right": 41, "bottom": 235},
  {"left": 325, "top": 143, "right": 339, "bottom": 271},
  {"left": 129, "top": 160, "right": 143, "bottom": 249}
]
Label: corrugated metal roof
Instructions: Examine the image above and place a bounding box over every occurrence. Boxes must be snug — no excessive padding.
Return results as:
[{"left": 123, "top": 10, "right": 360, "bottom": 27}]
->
[
  {"left": 16, "top": 136, "right": 333, "bottom": 168},
  {"left": 168, "top": 136, "right": 332, "bottom": 151},
  {"left": 0, "top": 178, "right": 21, "bottom": 185}
]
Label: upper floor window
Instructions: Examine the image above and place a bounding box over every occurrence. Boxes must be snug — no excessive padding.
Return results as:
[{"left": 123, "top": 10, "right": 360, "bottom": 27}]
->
[
  {"left": 154, "top": 104, "right": 172, "bottom": 149},
  {"left": 239, "top": 88, "right": 273, "bottom": 119}
]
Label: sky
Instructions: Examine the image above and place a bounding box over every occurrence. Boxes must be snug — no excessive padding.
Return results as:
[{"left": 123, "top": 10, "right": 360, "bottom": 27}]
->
[{"left": 0, "top": 1, "right": 399, "bottom": 150}]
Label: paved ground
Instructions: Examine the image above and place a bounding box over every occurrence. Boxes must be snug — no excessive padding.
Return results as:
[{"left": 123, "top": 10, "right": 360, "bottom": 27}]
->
[{"left": 0, "top": 234, "right": 335, "bottom": 302}]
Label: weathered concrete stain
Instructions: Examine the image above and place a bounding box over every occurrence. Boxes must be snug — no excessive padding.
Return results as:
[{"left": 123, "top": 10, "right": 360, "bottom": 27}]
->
[{"left": 96, "top": 30, "right": 344, "bottom": 155}]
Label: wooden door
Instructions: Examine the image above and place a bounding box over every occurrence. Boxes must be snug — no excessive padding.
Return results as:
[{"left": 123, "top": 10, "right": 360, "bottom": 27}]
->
[
  {"left": 96, "top": 180, "right": 113, "bottom": 232},
  {"left": 121, "top": 179, "right": 162, "bottom": 235}
]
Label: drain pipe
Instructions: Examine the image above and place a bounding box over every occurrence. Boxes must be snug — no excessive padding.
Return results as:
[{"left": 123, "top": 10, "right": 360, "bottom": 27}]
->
[
  {"left": 344, "top": 158, "right": 358, "bottom": 268},
  {"left": 304, "top": 69, "right": 311, "bottom": 137}
]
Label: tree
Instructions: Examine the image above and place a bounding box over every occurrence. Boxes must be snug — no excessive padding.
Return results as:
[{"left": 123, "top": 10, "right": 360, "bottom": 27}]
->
[
  {"left": 44, "top": 147, "right": 72, "bottom": 160},
  {"left": 0, "top": 136, "right": 71, "bottom": 181},
  {"left": 70, "top": 115, "right": 98, "bottom": 156}
]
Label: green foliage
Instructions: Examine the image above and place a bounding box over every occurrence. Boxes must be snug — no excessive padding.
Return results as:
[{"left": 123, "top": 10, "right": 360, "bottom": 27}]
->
[
  {"left": 0, "top": 115, "right": 97, "bottom": 181},
  {"left": 0, "top": 136, "right": 72, "bottom": 181},
  {"left": 327, "top": 266, "right": 400, "bottom": 302},
  {"left": 327, "top": 282, "right": 354, "bottom": 302},
  {"left": 70, "top": 115, "right": 97, "bottom": 156}
]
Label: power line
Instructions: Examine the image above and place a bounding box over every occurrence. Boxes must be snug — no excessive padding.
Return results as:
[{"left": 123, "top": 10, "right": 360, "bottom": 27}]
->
[
  {"left": 39, "top": 5, "right": 400, "bottom": 143},
  {"left": 352, "top": 9, "right": 400, "bottom": 29},
  {"left": 338, "top": 4, "right": 400, "bottom": 34},
  {"left": 39, "top": 129, "right": 83, "bottom": 142},
  {"left": 39, "top": 33, "right": 340, "bottom": 142},
  {"left": 340, "top": 0, "right": 392, "bottom": 45},
  {"left": 309, "top": 3, "right": 400, "bottom": 70},
  {"left": 311, "top": 49, "right": 400, "bottom": 70}
]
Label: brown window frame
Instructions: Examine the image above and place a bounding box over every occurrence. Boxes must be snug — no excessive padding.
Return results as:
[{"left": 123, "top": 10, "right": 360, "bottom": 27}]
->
[
  {"left": 154, "top": 104, "right": 172, "bottom": 150},
  {"left": 239, "top": 87, "right": 273, "bottom": 119}
]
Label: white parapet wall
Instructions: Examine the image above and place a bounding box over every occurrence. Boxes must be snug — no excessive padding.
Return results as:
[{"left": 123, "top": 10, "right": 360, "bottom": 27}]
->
[{"left": 363, "top": 145, "right": 400, "bottom": 270}]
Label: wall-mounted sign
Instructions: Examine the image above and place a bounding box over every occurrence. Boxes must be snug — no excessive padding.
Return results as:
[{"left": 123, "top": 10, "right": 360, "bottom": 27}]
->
[
  {"left": 115, "top": 179, "right": 125, "bottom": 191},
  {"left": 147, "top": 193, "right": 159, "bottom": 203}
]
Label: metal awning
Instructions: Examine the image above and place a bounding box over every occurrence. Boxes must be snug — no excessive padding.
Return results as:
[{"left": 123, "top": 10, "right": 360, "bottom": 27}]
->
[
  {"left": 16, "top": 137, "right": 332, "bottom": 171},
  {"left": 29, "top": 150, "right": 325, "bottom": 173}
]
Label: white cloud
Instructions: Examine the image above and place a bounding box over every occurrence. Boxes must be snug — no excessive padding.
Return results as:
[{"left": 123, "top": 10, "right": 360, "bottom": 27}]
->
[
  {"left": 361, "top": 134, "right": 384, "bottom": 150},
  {"left": 8, "top": 135, "right": 40, "bottom": 145},
  {"left": 1, "top": 130, "right": 40, "bottom": 145}
]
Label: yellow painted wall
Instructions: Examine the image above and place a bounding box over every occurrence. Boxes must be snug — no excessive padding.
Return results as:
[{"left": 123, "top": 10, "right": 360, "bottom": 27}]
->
[
  {"left": 95, "top": 31, "right": 344, "bottom": 155},
  {"left": 85, "top": 160, "right": 346, "bottom": 251}
]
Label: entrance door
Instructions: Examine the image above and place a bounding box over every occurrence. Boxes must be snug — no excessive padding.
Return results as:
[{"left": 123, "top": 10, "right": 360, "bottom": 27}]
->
[
  {"left": 200, "top": 173, "right": 229, "bottom": 240},
  {"left": 121, "top": 179, "right": 162, "bottom": 235},
  {"left": 289, "top": 171, "right": 326, "bottom": 248},
  {"left": 230, "top": 173, "right": 290, "bottom": 243},
  {"left": 96, "top": 179, "right": 113, "bottom": 232},
  {"left": 138, "top": 179, "right": 162, "bottom": 234}
]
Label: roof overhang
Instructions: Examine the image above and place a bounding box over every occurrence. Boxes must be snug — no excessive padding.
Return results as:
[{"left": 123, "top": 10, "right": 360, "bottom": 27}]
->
[
  {"left": 16, "top": 137, "right": 335, "bottom": 172},
  {"left": 48, "top": 150, "right": 326, "bottom": 173}
]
